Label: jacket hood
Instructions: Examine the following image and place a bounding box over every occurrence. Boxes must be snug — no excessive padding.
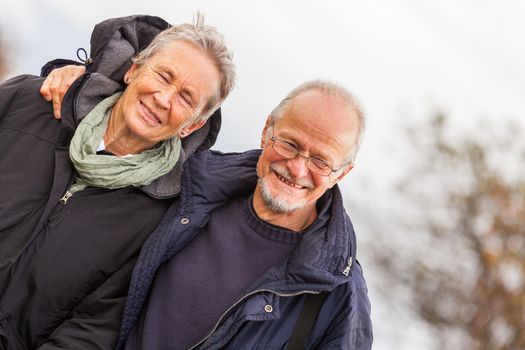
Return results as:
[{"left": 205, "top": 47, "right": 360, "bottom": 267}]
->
[
  {"left": 61, "top": 15, "right": 222, "bottom": 198},
  {"left": 182, "top": 150, "right": 358, "bottom": 291}
]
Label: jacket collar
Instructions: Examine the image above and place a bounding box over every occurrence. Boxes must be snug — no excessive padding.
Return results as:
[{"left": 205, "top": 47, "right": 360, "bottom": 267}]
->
[{"left": 183, "top": 149, "right": 358, "bottom": 291}]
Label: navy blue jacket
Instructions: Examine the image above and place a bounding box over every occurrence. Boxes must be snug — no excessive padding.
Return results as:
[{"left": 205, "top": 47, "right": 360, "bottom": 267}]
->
[{"left": 117, "top": 149, "right": 373, "bottom": 349}]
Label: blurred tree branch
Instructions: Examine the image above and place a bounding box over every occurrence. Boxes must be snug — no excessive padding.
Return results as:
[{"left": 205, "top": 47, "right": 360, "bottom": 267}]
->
[
  {"left": 369, "top": 114, "right": 525, "bottom": 350},
  {"left": 0, "top": 28, "right": 8, "bottom": 80}
]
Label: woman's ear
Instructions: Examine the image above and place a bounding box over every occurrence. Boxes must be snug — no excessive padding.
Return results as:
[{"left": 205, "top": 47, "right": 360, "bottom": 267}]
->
[
  {"left": 179, "top": 119, "right": 207, "bottom": 138},
  {"left": 124, "top": 64, "right": 138, "bottom": 84}
]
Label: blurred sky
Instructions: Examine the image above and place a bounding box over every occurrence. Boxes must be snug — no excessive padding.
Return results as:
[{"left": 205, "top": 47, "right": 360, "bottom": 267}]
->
[{"left": 1, "top": 1, "right": 524, "bottom": 348}]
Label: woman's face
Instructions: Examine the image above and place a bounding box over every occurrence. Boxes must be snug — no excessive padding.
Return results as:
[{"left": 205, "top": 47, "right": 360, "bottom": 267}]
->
[{"left": 116, "top": 40, "right": 221, "bottom": 145}]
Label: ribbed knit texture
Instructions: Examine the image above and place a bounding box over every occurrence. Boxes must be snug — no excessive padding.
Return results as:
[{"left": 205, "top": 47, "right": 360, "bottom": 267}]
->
[{"left": 124, "top": 195, "right": 300, "bottom": 350}]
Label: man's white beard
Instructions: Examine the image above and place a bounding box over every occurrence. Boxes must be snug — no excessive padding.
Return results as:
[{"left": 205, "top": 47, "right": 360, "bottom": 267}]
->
[{"left": 257, "top": 177, "right": 308, "bottom": 213}]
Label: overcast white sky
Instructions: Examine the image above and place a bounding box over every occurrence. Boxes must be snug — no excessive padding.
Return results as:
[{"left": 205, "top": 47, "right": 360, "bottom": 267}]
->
[{"left": 2, "top": 1, "right": 524, "bottom": 348}]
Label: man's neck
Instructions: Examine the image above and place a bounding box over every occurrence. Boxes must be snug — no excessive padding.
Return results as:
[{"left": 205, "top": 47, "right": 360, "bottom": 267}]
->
[{"left": 252, "top": 188, "right": 318, "bottom": 232}]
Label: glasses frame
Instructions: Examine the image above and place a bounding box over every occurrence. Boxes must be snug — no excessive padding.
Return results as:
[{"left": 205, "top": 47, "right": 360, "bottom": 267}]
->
[{"left": 269, "top": 123, "right": 351, "bottom": 176}]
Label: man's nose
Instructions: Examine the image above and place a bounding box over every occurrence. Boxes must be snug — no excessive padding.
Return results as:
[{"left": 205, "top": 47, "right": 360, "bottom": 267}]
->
[{"left": 286, "top": 155, "right": 310, "bottom": 178}]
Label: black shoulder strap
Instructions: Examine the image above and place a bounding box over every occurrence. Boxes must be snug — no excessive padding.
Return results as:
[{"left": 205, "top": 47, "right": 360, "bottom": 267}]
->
[{"left": 287, "top": 292, "right": 327, "bottom": 350}]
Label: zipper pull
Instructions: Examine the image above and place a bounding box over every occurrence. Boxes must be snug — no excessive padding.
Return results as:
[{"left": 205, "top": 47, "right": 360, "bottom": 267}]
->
[
  {"left": 342, "top": 257, "right": 353, "bottom": 276},
  {"left": 59, "top": 190, "right": 73, "bottom": 204}
]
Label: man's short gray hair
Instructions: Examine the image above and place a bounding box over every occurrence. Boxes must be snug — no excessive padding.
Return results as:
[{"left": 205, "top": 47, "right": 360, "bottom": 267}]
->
[
  {"left": 133, "top": 13, "right": 236, "bottom": 122},
  {"left": 269, "top": 80, "right": 366, "bottom": 163}
]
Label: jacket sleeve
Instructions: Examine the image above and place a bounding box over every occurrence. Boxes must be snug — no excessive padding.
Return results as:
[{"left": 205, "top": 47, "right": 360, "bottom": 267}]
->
[
  {"left": 0, "top": 75, "right": 31, "bottom": 121},
  {"left": 36, "top": 256, "right": 137, "bottom": 350},
  {"left": 40, "top": 59, "right": 84, "bottom": 77},
  {"left": 312, "top": 264, "right": 373, "bottom": 350}
]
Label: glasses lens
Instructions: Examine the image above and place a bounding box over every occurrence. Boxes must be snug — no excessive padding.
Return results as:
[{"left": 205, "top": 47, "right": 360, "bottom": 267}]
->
[
  {"left": 273, "top": 139, "right": 297, "bottom": 158},
  {"left": 309, "top": 158, "right": 332, "bottom": 175},
  {"left": 272, "top": 138, "right": 333, "bottom": 176}
]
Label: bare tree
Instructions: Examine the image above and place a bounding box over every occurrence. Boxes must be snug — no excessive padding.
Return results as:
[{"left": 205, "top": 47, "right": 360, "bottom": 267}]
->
[
  {"left": 368, "top": 114, "right": 525, "bottom": 350},
  {"left": 0, "top": 28, "right": 8, "bottom": 80}
]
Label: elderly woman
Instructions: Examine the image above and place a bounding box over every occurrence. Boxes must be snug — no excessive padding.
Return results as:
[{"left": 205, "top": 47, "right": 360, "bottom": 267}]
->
[{"left": 0, "top": 15, "right": 234, "bottom": 350}]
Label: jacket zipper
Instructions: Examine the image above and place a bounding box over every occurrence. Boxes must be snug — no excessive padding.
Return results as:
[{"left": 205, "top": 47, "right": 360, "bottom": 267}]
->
[
  {"left": 46, "top": 171, "right": 77, "bottom": 226},
  {"left": 342, "top": 257, "right": 353, "bottom": 276},
  {"left": 59, "top": 190, "right": 73, "bottom": 204},
  {"left": 42, "top": 165, "right": 75, "bottom": 228},
  {"left": 55, "top": 73, "right": 92, "bottom": 207},
  {"left": 38, "top": 72, "right": 87, "bottom": 229},
  {"left": 46, "top": 190, "right": 73, "bottom": 227},
  {"left": 187, "top": 289, "right": 321, "bottom": 350}
]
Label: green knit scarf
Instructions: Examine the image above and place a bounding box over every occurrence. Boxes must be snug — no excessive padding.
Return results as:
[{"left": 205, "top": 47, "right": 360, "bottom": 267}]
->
[{"left": 68, "top": 92, "right": 181, "bottom": 194}]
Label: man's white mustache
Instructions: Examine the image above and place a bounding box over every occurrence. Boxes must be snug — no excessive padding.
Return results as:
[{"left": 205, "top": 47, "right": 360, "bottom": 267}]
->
[{"left": 270, "top": 164, "right": 314, "bottom": 189}]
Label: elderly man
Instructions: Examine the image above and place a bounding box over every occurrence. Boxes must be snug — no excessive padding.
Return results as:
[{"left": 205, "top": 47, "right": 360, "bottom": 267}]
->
[{"left": 117, "top": 80, "right": 373, "bottom": 349}]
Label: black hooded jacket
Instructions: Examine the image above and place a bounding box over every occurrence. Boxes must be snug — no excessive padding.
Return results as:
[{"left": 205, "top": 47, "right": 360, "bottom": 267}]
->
[{"left": 0, "top": 16, "right": 222, "bottom": 350}]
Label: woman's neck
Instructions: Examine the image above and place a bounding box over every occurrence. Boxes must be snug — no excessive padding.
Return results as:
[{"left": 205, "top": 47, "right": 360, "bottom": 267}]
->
[{"left": 103, "top": 102, "right": 156, "bottom": 156}]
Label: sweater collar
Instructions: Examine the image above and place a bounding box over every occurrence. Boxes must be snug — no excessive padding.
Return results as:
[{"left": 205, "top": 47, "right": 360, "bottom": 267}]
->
[{"left": 242, "top": 194, "right": 302, "bottom": 245}]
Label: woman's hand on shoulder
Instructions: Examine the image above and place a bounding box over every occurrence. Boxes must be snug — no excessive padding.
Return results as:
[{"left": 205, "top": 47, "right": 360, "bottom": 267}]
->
[{"left": 40, "top": 65, "right": 86, "bottom": 119}]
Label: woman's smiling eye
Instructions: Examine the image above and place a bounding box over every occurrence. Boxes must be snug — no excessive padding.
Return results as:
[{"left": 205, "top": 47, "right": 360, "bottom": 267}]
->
[
  {"left": 151, "top": 67, "right": 170, "bottom": 84},
  {"left": 158, "top": 71, "right": 170, "bottom": 83},
  {"left": 148, "top": 65, "right": 196, "bottom": 110},
  {"left": 180, "top": 92, "right": 195, "bottom": 108}
]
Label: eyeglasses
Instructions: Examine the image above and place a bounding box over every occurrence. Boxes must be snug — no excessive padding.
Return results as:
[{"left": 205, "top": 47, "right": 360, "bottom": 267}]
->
[{"left": 269, "top": 126, "right": 351, "bottom": 176}]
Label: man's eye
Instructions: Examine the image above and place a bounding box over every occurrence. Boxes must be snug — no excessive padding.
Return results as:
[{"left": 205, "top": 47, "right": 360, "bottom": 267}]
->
[
  {"left": 311, "top": 158, "right": 331, "bottom": 171},
  {"left": 282, "top": 140, "right": 297, "bottom": 151}
]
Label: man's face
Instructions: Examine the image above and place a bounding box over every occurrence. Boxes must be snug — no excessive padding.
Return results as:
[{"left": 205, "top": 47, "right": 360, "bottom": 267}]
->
[
  {"left": 116, "top": 40, "right": 221, "bottom": 146},
  {"left": 254, "top": 90, "right": 358, "bottom": 215}
]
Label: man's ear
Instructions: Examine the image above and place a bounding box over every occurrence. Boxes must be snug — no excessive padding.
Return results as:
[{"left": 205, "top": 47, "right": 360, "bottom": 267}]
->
[
  {"left": 260, "top": 116, "right": 273, "bottom": 148},
  {"left": 328, "top": 163, "right": 354, "bottom": 189},
  {"left": 179, "top": 119, "right": 207, "bottom": 138}
]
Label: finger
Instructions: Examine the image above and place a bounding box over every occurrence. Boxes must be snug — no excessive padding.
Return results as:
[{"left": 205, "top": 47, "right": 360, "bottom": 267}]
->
[
  {"left": 40, "top": 73, "right": 54, "bottom": 101},
  {"left": 50, "top": 79, "right": 63, "bottom": 119},
  {"left": 52, "top": 93, "right": 62, "bottom": 119},
  {"left": 49, "top": 74, "right": 66, "bottom": 119},
  {"left": 46, "top": 65, "right": 86, "bottom": 119}
]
